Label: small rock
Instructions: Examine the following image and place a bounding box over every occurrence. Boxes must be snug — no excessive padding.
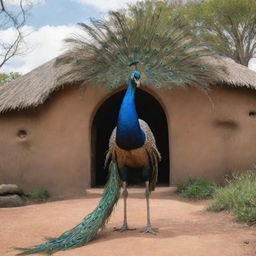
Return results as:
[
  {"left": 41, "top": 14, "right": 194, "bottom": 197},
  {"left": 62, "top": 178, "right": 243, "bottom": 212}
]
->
[
  {"left": 243, "top": 240, "right": 250, "bottom": 245},
  {"left": 0, "top": 194, "right": 24, "bottom": 207},
  {"left": 0, "top": 184, "right": 23, "bottom": 195}
]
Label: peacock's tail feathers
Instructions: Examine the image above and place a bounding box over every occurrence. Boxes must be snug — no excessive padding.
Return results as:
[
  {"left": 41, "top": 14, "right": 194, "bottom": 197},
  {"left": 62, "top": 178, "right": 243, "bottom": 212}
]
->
[
  {"left": 55, "top": 2, "right": 223, "bottom": 92},
  {"left": 15, "top": 161, "right": 121, "bottom": 255}
]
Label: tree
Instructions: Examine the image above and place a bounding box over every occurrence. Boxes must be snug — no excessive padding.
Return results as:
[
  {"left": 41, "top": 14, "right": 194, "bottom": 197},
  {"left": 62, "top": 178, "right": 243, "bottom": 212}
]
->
[
  {"left": 0, "top": 0, "right": 28, "bottom": 69},
  {"left": 183, "top": 0, "right": 256, "bottom": 66},
  {"left": 127, "top": 0, "right": 184, "bottom": 31},
  {"left": 0, "top": 72, "right": 20, "bottom": 85}
]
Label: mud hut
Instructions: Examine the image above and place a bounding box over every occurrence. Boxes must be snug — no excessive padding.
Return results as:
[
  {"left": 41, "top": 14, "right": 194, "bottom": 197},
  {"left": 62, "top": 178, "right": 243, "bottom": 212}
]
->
[{"left": 1, "top": 57, "right": 256, "bottom": 196}]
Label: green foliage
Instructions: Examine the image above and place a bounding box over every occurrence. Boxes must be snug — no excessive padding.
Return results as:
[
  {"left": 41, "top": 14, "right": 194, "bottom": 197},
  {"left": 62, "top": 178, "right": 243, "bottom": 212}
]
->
[
  {"left": 208, "top": 171, "right": 256, "bottom": 224},
  {"left": 27, "top": 189, "right": 50, "bottom": 201},
  {"left": 183, "top": 0, "right": 256, "bottom": 66},
  {"left": 177, "top": 177, "right": 218, "bottom": 199},
  {"left": 56, "top": 0, "right": 219, "bottom": 92},
  {"left": 0, "top": 72, "right": 21, "bottom": 85}
]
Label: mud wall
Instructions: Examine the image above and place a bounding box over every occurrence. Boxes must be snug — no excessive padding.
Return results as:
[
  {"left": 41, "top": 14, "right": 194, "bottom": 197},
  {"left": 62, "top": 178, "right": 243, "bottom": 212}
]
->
[{"left": 0, "top": 84, "right": 256, "bottom": 196}]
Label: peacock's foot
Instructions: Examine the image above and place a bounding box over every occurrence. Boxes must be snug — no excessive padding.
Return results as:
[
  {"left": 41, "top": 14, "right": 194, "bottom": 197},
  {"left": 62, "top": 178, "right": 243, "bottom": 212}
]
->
[
  {"left": 113, "top": 223, "right": 136, "bottom": 232},
  {"left": 140, "top": 225, "right": 158, "bottom": 235}
]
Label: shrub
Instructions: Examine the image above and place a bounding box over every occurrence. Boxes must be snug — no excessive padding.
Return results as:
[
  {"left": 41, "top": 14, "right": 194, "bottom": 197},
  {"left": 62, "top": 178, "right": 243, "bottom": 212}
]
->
[
  {"left": 208, "top": 170, "right": 256, "bottom": 224},
  {"left": 27, "top": 189, "right": 50, "bottom": 201},
  {"left": 177, "top": 177, "right": 218, "bottom": 199}
]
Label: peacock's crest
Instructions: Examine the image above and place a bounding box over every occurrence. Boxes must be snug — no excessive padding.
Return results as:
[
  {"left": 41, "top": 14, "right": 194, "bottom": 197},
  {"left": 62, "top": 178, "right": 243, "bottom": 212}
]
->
[{"left": 56, "top": 2, "right": 220, "bottom": 91}]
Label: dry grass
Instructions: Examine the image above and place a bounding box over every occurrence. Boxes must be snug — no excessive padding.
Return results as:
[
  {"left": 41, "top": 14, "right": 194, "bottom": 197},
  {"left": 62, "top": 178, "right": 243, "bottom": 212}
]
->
[{"left": 208, "top": 170, "right": 256, "bottom": 224}]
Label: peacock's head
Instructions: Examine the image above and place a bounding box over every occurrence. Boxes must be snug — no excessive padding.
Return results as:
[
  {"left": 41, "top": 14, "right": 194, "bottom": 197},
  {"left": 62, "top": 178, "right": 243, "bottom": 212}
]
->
[{"left": 130, "top": 70, "right": 141, "bottom": 87}]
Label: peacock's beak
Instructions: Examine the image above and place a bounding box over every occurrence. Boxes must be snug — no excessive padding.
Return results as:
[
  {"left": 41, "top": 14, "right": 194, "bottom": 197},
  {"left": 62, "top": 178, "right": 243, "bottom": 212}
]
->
[{"left": 135, "top": 78, "right": 140, "bottom": 87}]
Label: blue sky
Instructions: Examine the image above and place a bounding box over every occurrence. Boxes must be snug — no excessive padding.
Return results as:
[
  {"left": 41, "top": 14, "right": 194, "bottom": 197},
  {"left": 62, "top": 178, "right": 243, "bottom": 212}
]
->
[
  {"left": 25, "top": 0, "right": 102, "bottom": 27},
  {"left": 1, "top": 0, "right": 256, "bottom": 73},
  {"left": 1, "top": 0, "right": 139, "bottom": 74}
]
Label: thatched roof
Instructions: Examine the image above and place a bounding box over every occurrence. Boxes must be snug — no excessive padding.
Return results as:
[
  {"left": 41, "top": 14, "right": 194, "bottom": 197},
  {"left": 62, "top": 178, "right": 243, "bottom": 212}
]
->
[
  {"left": 0, "top": 56, "right": 256, "bottom": 113},
  {"left": 205, "top": 57, "right": 256, "bottom": 89}
]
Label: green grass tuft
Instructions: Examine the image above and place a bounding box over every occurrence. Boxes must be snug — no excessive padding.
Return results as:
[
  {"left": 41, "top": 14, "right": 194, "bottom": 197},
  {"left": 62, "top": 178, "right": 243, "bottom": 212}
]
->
[
  {"left": 177, "top": 177, "right": 218, "bottom": 199},
  {"left": 27, "top": 189, "right": 50, "bottom": 201},
  {"left": 208, "top": 170, "right": 256, "bottom": 224}
]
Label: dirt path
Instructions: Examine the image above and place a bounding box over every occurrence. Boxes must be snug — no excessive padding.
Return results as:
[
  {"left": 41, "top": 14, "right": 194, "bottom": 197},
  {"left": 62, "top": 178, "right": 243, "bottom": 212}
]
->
[{"left": 0, "top": 188, "right": 255, "bottom": 256}]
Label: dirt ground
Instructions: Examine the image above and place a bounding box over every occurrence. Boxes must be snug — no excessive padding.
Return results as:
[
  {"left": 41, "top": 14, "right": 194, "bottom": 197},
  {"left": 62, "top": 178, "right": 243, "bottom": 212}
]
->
[{"left": 0, "top": 187, "right": 256, "bottom": 256}]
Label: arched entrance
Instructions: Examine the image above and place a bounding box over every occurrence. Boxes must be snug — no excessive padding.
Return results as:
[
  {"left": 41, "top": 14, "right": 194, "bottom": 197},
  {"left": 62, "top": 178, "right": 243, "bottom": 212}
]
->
[{"left": 91, "top": 88, "right": 169, "bottom": 187}]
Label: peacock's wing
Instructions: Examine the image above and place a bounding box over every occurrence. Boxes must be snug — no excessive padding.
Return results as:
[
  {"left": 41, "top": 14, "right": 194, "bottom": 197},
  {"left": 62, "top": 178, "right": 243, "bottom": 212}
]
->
[
  {"left": 104, "top": 127, "right": 118, "bottom": 168},
  {"left": 138, "top": 119, "right": 161, "bottom": 191}
]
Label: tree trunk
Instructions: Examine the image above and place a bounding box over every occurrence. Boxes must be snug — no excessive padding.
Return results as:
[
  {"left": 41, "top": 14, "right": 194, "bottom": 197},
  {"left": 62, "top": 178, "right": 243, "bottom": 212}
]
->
[{"left": 234, "top": 52, "right": 251, "bottom": 67}]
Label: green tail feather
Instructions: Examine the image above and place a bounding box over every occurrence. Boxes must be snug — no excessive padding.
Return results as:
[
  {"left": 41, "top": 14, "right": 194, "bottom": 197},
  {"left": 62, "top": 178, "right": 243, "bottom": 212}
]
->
[
  {"left": 56, "top": 2, "right": 222, "bottom": 92},
  {"left": 15, "top": 161, "right": 121, "bottom": 255}
]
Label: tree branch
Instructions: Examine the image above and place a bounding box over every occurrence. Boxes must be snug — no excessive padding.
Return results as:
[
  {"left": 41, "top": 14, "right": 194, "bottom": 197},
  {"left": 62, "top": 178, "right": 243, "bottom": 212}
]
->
[{"left": 0, "top": 0, "right": 26, "bottom": 69}]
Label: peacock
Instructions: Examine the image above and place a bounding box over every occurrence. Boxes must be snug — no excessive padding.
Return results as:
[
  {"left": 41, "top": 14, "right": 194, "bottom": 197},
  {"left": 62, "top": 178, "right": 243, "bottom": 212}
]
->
[
  {"left": 105, "top": 64, "right": 161, "bottom": 234},
  {"left": 15, "top": 1, "right": 220, "bottom": 255}
]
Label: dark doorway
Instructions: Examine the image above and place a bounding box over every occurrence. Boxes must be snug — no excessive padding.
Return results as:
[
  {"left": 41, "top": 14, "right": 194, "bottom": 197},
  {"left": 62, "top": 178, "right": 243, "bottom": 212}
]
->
[{"left": 91, "top": 88, "right": 169, "bottom": 187}]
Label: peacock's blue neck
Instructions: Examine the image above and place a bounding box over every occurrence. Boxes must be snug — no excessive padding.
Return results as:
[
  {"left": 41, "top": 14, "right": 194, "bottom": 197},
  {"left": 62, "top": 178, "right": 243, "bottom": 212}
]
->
[{"left": 116, "top": 80, "right": 145, "bottom": 150}]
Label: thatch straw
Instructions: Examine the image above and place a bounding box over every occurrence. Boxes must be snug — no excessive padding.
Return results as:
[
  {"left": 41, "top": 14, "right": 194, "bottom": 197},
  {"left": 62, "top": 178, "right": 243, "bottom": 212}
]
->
[
  {"left": 205, "top": 57, "right": 256, "bottom": 89},
  {"left": 0, "top": 56, "right": 256, "bottom": 113},
  {"left": 0, "top": 57, "right": 82, "bottom": 113}
]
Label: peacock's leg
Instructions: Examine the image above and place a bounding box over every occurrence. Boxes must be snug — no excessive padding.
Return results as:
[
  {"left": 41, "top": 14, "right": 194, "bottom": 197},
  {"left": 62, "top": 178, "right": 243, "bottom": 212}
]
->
[
  {"left": 141, "top": 180, "right": 158, "bottom": 235},
  {"left": 114, "top": 181, "right": 136, "bottom": 232}
]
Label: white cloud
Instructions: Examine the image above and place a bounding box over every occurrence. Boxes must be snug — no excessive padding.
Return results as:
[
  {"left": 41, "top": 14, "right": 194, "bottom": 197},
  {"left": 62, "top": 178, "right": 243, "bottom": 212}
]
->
[
  {"left": 2, "top": 23, "right": 256, "bottom": 75},
  {"left": 6, "top": 0, "right": 45, "bottom": 6},
  {"left": 249, "top": 58, "right": 256, "bottom": 72},
  {"left": 0, "top": 27, "right": 19, "bottom": 45},
  {"left": 72, "top": 0, "right": 139, "bottom": 11},
  {"left": 1, "top": 25, "right": 80, "bottom": 74}
]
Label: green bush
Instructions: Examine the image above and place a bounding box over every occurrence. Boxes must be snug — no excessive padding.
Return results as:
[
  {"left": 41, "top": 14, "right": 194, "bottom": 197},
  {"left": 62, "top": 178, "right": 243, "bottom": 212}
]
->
[
  {"left": 27, "top": 189, "right": 50, "bottom": 201},
  {"left": 208, "top": 171, "right": 256, "bottom": 224},
  {"left": 177, "top": 177, "right": 218, "bottom": 199}
]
